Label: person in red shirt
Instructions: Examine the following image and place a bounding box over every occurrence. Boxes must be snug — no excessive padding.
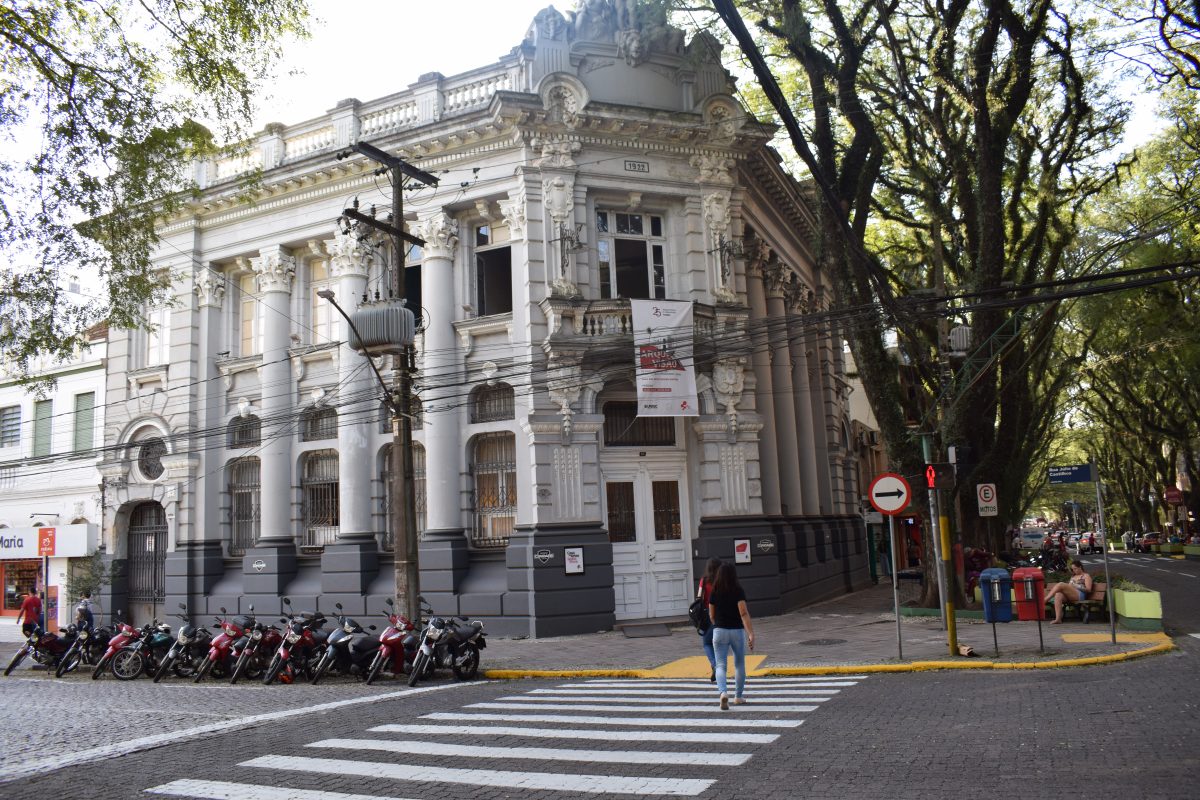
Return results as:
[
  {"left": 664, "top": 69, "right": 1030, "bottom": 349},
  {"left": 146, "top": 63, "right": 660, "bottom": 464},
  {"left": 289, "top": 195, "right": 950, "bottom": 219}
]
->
[{"left": 16, "top": 588, "right": 42, "bottom": 637}]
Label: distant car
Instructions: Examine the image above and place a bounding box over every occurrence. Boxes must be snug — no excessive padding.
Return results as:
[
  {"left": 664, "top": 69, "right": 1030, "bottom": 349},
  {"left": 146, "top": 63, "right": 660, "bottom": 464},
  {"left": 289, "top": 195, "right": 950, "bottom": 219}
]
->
[
  {"left": 1067, "top": 533, "right": 1082, "bottom": 552},
  {"left": 1136, "top": 532, "right": 1161, "bottom": 552},
  {"left": 1075, "top": 532, "right": 1101, "bottom": 554}
]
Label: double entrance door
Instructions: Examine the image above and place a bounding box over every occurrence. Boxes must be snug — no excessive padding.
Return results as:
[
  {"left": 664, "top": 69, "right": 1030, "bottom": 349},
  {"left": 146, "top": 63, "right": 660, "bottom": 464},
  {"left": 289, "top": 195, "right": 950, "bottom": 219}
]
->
[{"left": 603, "top": 459, "right": 690, "bottom": 620}]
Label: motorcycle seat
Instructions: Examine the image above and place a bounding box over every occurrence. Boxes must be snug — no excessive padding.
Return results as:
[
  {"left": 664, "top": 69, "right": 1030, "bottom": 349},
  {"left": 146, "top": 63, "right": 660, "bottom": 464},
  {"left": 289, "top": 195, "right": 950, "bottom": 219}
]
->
[{"left": 311, "top": 630, "right": 330, "bottom": 644}]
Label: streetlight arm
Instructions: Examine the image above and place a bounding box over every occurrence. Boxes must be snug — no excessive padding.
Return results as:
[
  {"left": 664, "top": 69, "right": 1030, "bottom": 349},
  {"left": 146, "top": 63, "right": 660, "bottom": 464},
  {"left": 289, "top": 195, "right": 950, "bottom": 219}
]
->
[{"left": 317, "top": 289, "right": 399, "bottom": 415}]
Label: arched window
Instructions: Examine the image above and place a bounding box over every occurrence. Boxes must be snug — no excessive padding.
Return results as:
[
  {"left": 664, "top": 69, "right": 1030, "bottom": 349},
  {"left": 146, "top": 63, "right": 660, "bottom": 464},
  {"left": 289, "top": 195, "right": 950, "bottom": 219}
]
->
[
  {"left": 227, "top": 415, "right": 261, "bottom": 448},
  {"left": 379, "top": 395, "right": 422, "bottom": 433},
  {"left": 301, "top": 406, "right": 337, "bottom": 441},
  {"left": 470, "top": 432, "right": 515, "bottom": 548},
  {"left": 470, "top": 383, "right": 514, "bottom": 423},
  {"left": 378, "top": 443, "right": 426, "bottom": 551},
  {"left": 301, "top": 450, "right": 339, "bottom": 547},
  {"left": 228, "top": 458, "right": 260, "bottom": 556}
]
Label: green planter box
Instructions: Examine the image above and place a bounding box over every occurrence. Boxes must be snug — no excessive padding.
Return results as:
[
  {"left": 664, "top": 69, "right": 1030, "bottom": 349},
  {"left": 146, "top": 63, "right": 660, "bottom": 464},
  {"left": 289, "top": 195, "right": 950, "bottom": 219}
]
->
[
  {"left": 1113, "top": 587, "right": 1163, "bottom": 631},
  {"left": 1183, "top": 545, "right": 1200, "bottom": 560},
  {"left": 1163, "top": 544, "right": 1184, "bottom": 555}
]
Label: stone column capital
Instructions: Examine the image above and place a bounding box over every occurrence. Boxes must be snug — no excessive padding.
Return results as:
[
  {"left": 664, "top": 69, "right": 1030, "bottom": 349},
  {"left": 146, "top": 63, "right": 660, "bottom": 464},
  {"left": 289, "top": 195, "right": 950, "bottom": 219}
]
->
[
  {"left": 251, "top": 245, "right": 296, "bottom": 294},
  {"left": 416, "top": 212, "right": 459, "bottom": 260},
  {"left": 323, "top": 231, "right": 371, "bottom": 279},
  {"left": 193, "top": 268, "right": 226, "bottom": 308}
]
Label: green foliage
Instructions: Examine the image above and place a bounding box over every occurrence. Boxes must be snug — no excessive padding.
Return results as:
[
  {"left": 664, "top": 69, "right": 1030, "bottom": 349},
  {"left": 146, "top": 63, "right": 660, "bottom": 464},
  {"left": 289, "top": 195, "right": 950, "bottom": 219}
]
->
[
  {"left": 63, "top": 551, "right": 116, "bottom": 605},
  {"left": 1111, "top": 576, "right": 1149, "bottom": 592},
  {"left": 0, "top": 0, "right": 310, "bottom": 383}
]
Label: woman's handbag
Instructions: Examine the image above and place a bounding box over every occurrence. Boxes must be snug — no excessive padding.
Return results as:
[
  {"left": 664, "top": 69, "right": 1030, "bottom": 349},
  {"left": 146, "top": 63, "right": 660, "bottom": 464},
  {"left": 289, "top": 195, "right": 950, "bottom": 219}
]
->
[{"left": 688, "top": 597, "right": 710, "bottom": 633}]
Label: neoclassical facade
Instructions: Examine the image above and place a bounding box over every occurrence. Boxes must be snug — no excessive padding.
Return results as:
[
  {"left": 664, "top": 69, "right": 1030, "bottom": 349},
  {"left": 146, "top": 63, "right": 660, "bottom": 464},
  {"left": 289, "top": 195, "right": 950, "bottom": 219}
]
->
[{"left": 95, "top": 1, "right": 868, "bottom": 636}]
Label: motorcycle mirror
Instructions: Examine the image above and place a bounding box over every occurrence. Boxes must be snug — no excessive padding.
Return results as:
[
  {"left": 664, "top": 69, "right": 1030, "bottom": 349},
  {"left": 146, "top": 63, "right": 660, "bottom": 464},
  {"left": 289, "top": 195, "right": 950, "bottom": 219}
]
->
[
  {"left": 220, "top": 607, "right": 227, "bottom": 614},
  {"left": 280, "top": 617, "right": 288, "bottom": 623},
  {"left": 248, "top": 604, "right": 254, "bottom": 612},
  {"left": 368, "top": 624, "right": 377, "bottom": 630},
  {"left": 283, "top": 597, "right": 291, "bottom": 605},
  {"left": 178, "top": 603, "right": 187, "bottom": 611},
  {"left": 386, "top": 597, "right": 394, "bottom": 606},
  {"left": 335, "top": 602, "right": 343, "bottom": 611}
]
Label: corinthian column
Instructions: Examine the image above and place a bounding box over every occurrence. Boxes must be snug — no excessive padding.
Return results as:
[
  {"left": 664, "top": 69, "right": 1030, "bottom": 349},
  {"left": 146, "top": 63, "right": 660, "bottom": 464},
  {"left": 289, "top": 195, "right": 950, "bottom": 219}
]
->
[
  {"left": 416, "top": 211, "right": 463, "bottom": 537},
  {"left": 785, "top": 278, "right": 821, "bottom": 515},
  {"left": 745, "top": 244, "right": 780, "bottom": 516},
  {"left": 763, "top": 259, "right": 804, "bottom": 516},
  {"left": 252, "top": 245, "right": 296, "bottom": 543}
]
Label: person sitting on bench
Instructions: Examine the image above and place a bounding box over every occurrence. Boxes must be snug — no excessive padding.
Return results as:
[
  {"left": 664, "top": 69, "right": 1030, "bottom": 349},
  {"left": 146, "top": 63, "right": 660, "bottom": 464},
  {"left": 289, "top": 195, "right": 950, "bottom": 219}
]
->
[{"left": 1044, "top": 560, "right": 1092, "bottom": 624}]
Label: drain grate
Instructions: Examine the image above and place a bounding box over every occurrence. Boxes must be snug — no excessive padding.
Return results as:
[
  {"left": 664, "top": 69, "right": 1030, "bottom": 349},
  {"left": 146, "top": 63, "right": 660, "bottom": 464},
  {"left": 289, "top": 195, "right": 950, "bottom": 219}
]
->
[{"left": 799, "top": 638, "right": 848, "bottom": 646}]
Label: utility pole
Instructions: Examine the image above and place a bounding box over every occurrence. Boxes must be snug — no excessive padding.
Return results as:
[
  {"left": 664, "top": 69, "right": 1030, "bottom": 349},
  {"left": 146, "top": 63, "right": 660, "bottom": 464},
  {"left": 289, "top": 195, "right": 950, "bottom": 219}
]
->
[{"left": 333, "top": 141, "right": 438, "bottom": 625}]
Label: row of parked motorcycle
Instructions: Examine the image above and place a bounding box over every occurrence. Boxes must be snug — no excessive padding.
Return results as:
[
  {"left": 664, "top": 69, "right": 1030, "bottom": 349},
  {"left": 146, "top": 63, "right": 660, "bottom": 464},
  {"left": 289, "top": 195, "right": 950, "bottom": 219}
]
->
[{"left": 3, "top": 597, "right": 486, "bottom": 688}]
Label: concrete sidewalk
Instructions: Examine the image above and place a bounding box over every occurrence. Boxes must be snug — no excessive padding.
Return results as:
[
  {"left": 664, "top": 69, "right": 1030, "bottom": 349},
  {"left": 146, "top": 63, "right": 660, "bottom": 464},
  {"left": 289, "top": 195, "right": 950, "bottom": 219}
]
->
[{"left": 481, "top": 579, "right": 1173, "bottom": 677}]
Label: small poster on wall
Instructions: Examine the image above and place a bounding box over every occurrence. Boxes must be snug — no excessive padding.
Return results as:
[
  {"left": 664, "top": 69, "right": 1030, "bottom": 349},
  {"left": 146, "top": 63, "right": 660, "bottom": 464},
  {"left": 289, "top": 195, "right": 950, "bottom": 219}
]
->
[
  {"left": 734, "top": 538, "right": 751, "bottom": 564},
  {"left": 564, "top": 547, "right": 584, "bottom": 574}
]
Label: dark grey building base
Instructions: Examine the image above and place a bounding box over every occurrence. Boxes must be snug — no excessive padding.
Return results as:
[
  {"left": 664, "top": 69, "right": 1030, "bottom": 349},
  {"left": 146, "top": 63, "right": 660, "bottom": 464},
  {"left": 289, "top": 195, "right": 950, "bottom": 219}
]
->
[
  {"left": 165, "top": 540, "right": 224, "bottom": 620},
  {"left": 504, "top": 522, "right": 615, "bottom": 639},
  {"left": 696, "top": 514, "right": 870, "bottom": 615}
]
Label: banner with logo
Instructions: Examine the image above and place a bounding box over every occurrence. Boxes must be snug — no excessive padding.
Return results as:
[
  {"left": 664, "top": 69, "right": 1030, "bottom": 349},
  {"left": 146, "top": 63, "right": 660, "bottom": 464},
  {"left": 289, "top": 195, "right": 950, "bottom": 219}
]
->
[
  {"left": 631, "top": 299, "right": 699, "bottom": 417},
  {"left": 0, "top": 524, "right": 95, "bottom": 560}
]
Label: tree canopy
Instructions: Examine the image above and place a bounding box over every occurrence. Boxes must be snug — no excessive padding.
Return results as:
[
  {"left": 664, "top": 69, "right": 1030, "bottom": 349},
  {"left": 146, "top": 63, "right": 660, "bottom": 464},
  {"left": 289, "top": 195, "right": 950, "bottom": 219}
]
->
[{"left": 0, "top": 0, "right": 309, "bottom": 383}]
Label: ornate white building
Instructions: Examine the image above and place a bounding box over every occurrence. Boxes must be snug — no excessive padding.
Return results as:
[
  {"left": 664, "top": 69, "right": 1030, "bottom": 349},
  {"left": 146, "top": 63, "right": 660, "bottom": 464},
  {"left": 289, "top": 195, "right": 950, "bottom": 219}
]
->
[{"left": 95, "top": 1, "right": 868, "bottom": 635}]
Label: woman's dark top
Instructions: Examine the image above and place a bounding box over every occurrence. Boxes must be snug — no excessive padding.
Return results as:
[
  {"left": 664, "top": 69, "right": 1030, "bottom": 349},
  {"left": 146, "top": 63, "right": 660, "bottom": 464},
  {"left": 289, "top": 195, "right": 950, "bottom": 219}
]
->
[{"left": 708, "top": 586, "right": 746, "bottom": 630}]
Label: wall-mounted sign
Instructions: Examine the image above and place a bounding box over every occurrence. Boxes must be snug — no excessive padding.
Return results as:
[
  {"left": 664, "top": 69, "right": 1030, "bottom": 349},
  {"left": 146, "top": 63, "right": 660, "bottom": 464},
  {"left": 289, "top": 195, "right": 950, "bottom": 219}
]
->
[
  {"left": 564, "top": 547, "right": 584, "bottom": 574},
  {"left": 734, "top": 538, "right": 751, "bottom": 564},
  {"left": 0, "top": 524, "right": 94, "bottom": 560},
  {"left": 534, "top": 549, "right": 553, "bottom": 565},
  {"left": 253, "top": 560, "right": 266, "bottom": 573},
  {"left": 624, "top": 160, "right": 650, "bottom": 173},
  {"left": 756, "top": 539, "right": 775, "bottom": 553}
]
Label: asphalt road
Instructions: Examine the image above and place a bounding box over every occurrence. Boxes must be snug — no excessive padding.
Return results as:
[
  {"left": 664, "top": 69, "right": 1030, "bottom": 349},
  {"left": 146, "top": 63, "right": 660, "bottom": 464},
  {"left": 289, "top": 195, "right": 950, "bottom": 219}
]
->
[
  {"left": 1078, "top": 551, "right": 1200, "bottom": 633},
  {"left": 2, "top": 642, "right": 1196, "bottom": 799}
]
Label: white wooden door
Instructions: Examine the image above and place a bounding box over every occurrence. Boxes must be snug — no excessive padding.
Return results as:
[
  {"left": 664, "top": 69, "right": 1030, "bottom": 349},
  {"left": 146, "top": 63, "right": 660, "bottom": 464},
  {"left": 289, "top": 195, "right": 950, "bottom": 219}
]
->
[{"left": 604, "top": 462, "right": 690, "bottom": 620}]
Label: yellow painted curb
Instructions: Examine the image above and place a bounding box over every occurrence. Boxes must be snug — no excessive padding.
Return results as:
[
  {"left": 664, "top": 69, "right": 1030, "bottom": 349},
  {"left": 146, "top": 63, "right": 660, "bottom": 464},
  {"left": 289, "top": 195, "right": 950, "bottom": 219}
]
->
[
  {"left": 1061, "top": 632, "right": 1170, "bottom": 644},
  {"left": 481, "top": 640, "right": 1175, "bottom": 679}
]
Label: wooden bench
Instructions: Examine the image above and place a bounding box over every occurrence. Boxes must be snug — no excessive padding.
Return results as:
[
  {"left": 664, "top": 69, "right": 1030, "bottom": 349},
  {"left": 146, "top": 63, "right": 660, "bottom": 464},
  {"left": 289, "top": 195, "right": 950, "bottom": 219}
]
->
[{"left": 1047, "top": 583, "right": 1108, "bottom": 623}]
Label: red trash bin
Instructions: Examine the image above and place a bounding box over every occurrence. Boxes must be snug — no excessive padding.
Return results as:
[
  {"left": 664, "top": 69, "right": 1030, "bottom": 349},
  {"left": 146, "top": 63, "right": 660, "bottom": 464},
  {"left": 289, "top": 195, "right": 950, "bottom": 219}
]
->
[{"left": 1012, "top": 567, "right": 1045, "bottom": 621}]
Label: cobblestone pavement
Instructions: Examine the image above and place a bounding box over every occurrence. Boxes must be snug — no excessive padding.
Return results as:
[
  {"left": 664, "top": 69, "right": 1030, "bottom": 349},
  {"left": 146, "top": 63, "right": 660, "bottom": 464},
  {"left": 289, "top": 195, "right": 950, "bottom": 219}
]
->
[{"left": 4, "top": 640, "right": 1197, "bottom": 799}]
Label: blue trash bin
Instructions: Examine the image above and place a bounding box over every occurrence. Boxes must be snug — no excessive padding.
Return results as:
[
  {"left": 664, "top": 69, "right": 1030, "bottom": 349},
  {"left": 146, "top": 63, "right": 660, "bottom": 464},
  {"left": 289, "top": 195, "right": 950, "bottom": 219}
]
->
[{"left": 979, "top": 568, "right": 1013, "bottom": 623}]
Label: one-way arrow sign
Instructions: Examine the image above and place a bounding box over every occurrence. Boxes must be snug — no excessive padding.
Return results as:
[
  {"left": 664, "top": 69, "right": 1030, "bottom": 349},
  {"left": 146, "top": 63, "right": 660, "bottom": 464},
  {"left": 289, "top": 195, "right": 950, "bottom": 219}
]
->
[{"left": 869, "top": 472, "right": 912, "bottom": 516}]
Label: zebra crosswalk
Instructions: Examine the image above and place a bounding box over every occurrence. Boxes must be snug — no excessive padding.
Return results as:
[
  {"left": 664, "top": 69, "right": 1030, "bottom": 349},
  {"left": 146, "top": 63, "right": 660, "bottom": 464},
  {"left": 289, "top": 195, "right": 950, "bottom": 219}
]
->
[{"left": 144, "top": 675, "right": 868, "bottom": 799}]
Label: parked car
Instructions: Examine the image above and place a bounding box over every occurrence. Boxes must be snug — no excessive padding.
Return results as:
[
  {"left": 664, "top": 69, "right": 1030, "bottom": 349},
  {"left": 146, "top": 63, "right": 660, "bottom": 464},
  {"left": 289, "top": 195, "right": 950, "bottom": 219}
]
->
[
  {"left": 1067, "top": 533, "right": 1082, "bottom": 552},
  {"left": 1136, "top": 532, "right": 1161, "bottom": 552},
  {"left": 1074, "top": 532, "right": 1101, "bottom": 554}
]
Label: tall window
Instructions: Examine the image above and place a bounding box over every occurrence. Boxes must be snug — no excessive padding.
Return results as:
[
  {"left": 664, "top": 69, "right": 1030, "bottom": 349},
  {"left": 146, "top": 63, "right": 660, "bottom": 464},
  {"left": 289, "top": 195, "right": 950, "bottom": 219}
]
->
[
  {"left": 596, "top": 210, "right": 666, "bottom": 300},
  {"left": 405, "top": 245, "right": 424, "bottom": 329},
  {"left": 301, "top": 450, "right": 339, "bottom": 547},
  {"left": 0, "top": 406, "right": 19, "bottom": 447},
  {"left": 309, "top": 258, "right": 335, "bottom": 344},
  {"left": 238, "top": 274, "right": 263, "bottom": 356},
  {"left": 380, "top": 443, "right": 426, "bottom": 551},
  {"left": 301, "top": 406, "right": 337, "bottom": 441},
  {"left": 471, "top": 432, "right": 516, "bottom": 548},
  {"left": 470, "top": 383, "right": 515, "bottom": 423},
  {"left": 73, "top": 392, "right": 95, "bottom": 452},
  {"left": 228, "top": 458, "right": 260, "bottom": 556},
  {"left": 32, "top": 399, "right": 52, "bottom": 457},
  {"left": 144, "top": 305, "right": 170, "bottom": 366},
  {"left": 474, "top": 223, "right": 512, "bottom": 316}
]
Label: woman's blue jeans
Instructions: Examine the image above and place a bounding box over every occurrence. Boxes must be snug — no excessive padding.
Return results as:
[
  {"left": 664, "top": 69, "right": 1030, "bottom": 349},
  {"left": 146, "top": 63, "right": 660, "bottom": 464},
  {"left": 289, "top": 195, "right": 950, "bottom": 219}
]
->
[
  {"left": 712, "top": 627, "right": 746, "bottom": 698},
  {"left": 701, "top": 625, "right": 715, "bottom": 670}
]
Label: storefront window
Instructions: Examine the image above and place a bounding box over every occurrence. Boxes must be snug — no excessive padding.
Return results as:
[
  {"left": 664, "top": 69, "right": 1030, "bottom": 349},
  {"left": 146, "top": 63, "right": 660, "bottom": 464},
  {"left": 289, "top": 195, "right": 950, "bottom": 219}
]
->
[{"left": 3, "top": 562, "right": 39, "bottom": 613}]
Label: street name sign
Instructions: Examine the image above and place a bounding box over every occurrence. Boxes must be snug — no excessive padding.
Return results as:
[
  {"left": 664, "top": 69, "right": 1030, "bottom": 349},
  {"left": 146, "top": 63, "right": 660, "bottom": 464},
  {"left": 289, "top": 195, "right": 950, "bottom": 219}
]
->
[
  {"left": 1164, "top": 487, "right": 1184, "bottom": 506},
  {"left": 977, "top": 483, "right": 998, "bottom": 517},
  {"left": 1048, "top": 464, "right": 1096, "bottom": 484},
  {"left": 869, "top": 473, "right": 911, "bottom": 516}
]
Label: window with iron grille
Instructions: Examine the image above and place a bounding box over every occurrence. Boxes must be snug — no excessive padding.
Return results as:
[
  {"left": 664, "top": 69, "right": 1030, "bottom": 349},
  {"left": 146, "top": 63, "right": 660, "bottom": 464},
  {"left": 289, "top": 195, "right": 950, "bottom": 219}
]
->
[
  {"left": 471, "top": 432, "right": 516, "bottom": 548},
  {"left": 379, "top": 396, "right": 422, "bottom": 434},
  {"left": 301, "top": 450, "right": 339, "bottom": 547},
  {"left": 127, "top": 502, "right": 166, "bottom": 603},
  {"left": 301, "top": 406, "right": 337, "bottom": 441},
  {"left": 602, "top": 401, "right": 676, "bottom": 447},
  {"left": 379, "top": 443, "right": 426, "bottom": 551},
  {"left": 137, "top": 437, "right": 166, "bottom": 480},
  {"left": 228, "top": 458, "right": 260, "bottom": 556},
  {"left": 0, "top": 406, "right": 19, "bottom": 447},
  {"left": 595, "top": 210, "right": 666, "bottom": 299},
  {"left": 227, "top": 415, "right": 261, "bottom": 448},
  {"left": 470, "top": 383, "right": 514, "bottom": 423}
]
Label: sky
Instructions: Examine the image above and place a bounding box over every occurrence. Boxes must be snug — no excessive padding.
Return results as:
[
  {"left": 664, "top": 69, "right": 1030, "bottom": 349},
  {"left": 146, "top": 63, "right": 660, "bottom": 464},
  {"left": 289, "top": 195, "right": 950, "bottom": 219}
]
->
[{"left": 251, "top": 0, "right": 556, "bottom": 130}]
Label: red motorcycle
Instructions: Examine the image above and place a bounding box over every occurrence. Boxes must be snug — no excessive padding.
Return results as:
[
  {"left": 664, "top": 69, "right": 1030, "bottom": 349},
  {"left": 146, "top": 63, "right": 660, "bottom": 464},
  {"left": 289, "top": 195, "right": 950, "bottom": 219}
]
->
[
  {"left": 229, "top": 612, "right": 281, "bottom": 685},
  {"left": 263, "top": 598, "right": 327, "bottom": 685},
  {"left": 5, "top": 624, "right": 76, "bottom": 676},
  {"left": 193, "top": 607, "right": 251, "bottom": 683},
  {"left": 91, "top": 614, "right": 143, "bottom": 680},
  {"left": 365, "top": 597, "right": 415, "bottom": 685}
]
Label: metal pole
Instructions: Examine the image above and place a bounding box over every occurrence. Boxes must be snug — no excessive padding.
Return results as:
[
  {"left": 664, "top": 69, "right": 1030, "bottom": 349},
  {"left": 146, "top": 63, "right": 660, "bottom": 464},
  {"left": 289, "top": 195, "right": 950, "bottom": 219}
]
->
[
  {"left": 889, "top": 515, "right": 903, "bottom": 661},
  {"left": 1094, "top": 472, "right": 1116, "bottom": 645},
  {"left": 921, "top": 435, "right": 948, "bottom": 632}
]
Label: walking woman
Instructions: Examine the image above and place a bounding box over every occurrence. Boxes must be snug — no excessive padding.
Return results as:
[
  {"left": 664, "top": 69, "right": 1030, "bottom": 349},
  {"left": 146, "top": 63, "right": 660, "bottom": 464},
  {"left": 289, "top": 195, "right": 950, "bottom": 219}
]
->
[
  {"left": 696, "top": 558, "right": 721, "bottom": 682},
  {"left": 707, "top": 561, "right": 755, "bottom": 709}
]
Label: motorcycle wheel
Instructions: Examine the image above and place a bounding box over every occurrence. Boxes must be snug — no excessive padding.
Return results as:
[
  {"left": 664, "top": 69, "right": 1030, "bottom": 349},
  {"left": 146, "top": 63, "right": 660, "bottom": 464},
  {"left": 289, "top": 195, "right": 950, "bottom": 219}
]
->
[
  {"left": 55, "top": 646, "right": 82, "bottom": 678},
  {"left": 192, "top": 655, "right": 214, "bottom": 683},
  {"left": 309, "top": 650, "right": 333, "bottom": 685},
  {"left": 407, "top": 652, "right": 428, "bottom": 687},
  {"left": 229, "top": 648, "right": 252, "bottom": 685},
  {"left": 152, "top": 652, "right": 176, "bottom": 683},
  {"left": 4, "top": 648, "right": 28, "bottom": 677},
  {"left": 365, "top": 651, "right": 386, "bottom": 685},
  {"left": 111, "top": 648, "right": 145, "bottom": 681},
  {"left": 262, "top": 654, "right": 284, "bottom": 686},
  {"left": 245, "top": 656, "right": 266, "bottom": 680},
  {"left": 91, "top": 653, "right": 112, "bottom": 680},
  {"left": 452, "top": 642, "right": 480, "bottom": 681},
  {"left": 172, "top": 652, "right": 199, "bottom": 679}
]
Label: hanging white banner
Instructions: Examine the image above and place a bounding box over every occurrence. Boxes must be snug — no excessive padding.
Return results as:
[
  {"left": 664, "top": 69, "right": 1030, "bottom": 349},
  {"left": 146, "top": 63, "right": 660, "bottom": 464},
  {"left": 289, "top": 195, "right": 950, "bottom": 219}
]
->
[{"left": 631, "top": 299, "right": 699, "bottom": 417}]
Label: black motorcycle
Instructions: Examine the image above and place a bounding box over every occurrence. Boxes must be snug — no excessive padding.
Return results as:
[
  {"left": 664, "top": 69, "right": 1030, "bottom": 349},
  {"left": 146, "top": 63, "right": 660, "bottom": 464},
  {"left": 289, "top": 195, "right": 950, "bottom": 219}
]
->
[
  {"left": 407, "top": 600, "right": 486, "bottom": 687},
  {"left": 152, "top": 604, "right": 213, "bottom": 682},
  {"left": 110, "top": 619, "right": 173, "bottom": 681},
  {"left": 54, "top": 621, "right": 112, "bottom": 678},
  {"left": 309, "top": 603, "right": 376, "bottom": 684}
]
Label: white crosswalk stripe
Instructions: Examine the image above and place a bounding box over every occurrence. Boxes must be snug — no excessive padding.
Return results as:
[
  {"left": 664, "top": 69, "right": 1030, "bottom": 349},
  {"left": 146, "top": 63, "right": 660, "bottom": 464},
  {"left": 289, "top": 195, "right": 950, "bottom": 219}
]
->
[{"left": 145, "top": 675, "right": 866, "bottom": 799}]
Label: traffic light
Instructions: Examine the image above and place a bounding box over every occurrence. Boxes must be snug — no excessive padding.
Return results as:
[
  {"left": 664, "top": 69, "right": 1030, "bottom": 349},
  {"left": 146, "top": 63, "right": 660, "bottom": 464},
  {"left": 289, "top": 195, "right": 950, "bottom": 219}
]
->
[{"left": 925, "top": 462, "right": 955, "bottom": 490}]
